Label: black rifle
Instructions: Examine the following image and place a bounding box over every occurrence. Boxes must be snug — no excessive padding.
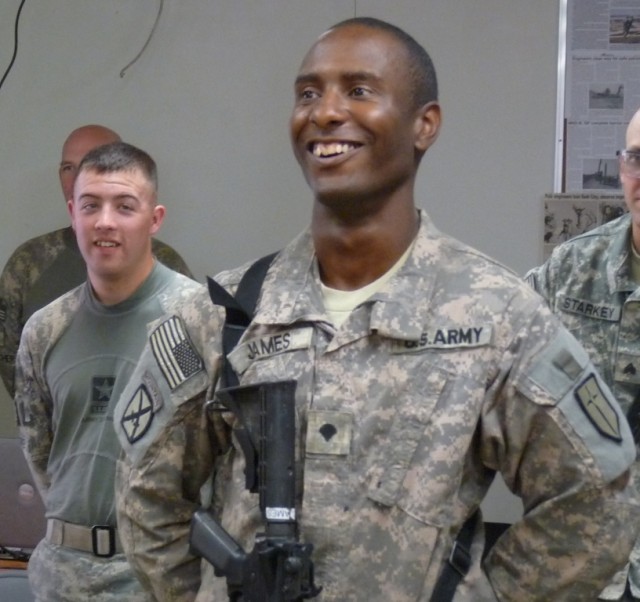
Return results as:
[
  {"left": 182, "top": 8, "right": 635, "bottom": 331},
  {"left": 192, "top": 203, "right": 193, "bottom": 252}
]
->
[{"left": 190, "top": 380, "right": 321, "bottom": 601}]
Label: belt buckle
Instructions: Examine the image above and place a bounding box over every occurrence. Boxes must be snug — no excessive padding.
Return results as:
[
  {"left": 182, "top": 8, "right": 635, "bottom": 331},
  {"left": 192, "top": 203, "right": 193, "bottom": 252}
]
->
[{"left": 91, "top": 525, "right": 116, "bottom": 558}]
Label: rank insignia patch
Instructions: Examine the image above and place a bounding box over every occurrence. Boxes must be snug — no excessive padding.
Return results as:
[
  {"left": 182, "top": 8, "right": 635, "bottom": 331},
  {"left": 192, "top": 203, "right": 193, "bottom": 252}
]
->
[
  {"left": 150, "top": 316, "right": 203, "bottom": 390},
  {"left": 306, "top": 410, "right": 353, "bottom": 455},
  {"left": 121, "top": 384, "right": 154, "bottom": 444},
  {"left": 575, "top": 373, "right": 622, "bottom": 442}
]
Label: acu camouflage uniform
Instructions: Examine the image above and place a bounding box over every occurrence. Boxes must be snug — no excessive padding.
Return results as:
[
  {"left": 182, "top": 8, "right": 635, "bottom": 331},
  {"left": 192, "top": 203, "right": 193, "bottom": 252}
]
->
[
  {"left": 526, "top": 212, "right": 640, "bottom": 600},
  {"left": 0, "top": 225, "right": 194, "bottom": 397},
  {"left": 15, "top": 264, "right": 202, "bottom": 602},
  {"left": 115, "top": 210, "right": 639, "bottom": 602}
]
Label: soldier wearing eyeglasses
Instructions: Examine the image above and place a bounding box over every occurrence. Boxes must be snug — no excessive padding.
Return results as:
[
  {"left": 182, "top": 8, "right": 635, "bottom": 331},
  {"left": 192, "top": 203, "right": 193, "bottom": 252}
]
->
[{"left": 526, "top": 106, "right": 640, "bottom": 602}]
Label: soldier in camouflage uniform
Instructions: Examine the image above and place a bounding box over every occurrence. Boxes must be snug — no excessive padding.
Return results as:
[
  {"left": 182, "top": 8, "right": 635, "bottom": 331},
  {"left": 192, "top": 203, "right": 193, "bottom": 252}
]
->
[
  {"left": 113, "top": 18, "right": 640, "bottom": 601},
  {"left": 0, "top": 124, "right": 193, "bottom": 398},
  {"left": 14, "top": 142, "right": 203, "bottom": 601},
  {"left": 526, "top": 106, "right": 640, "bottom": 601}
]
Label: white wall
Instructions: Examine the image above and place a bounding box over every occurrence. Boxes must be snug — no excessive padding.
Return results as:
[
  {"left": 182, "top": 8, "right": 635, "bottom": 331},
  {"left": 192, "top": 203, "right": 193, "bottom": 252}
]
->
[
  {"left": 0, "top": 0, "right": 556, "bottom": 521},
  {"left": 0, "top": 0, "right": 558, "bottom": 280}
]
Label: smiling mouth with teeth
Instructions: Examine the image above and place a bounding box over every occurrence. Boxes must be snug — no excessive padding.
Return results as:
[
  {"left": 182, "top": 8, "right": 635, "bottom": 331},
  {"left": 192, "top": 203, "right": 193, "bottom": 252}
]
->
[
  {"left": 312, "top": 142, "right": 359, "bottom": 157},
  {"left": 96, "top": 241, "right": 118, "bottom": 247}
]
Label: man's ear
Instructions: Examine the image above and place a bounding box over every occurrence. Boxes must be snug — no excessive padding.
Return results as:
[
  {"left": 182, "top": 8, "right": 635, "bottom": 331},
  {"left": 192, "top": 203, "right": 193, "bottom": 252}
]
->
[
  {"left": 66, "top": 199, "right": 76, "bottom": 231},
  {"left": 150, "top": 204, "right": 166, "bottom": 236},
  {"left": 414, "top": 101, "right": 441, "bottom": 154}
]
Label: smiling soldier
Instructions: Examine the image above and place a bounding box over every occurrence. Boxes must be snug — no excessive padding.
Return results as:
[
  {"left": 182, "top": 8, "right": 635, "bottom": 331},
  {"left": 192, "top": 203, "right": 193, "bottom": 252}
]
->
[
  {"left": 14, "top": 142, "right": 203, "bottom": 602},
  {"left": 114, "top": 18, "right": 639, "bottom": 602}
]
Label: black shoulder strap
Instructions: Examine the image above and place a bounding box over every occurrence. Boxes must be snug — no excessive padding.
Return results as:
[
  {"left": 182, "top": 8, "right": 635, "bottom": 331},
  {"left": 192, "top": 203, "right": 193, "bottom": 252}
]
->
[
  {"left": 626, "top": 392, "right": 640, "bottom": 444},
  {"left": 207, "top": 252, "right": 278, "bottom": 388},
  {"left": 429, "top": 510, "right": 479, "bottom": 602}
]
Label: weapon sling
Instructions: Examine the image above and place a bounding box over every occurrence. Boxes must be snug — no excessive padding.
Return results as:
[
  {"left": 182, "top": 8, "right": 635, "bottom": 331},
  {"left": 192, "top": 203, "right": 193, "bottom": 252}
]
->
[
  {"left": 191, "top": 253, "right": 321, "bottom": 601},
  {"left": 429, "top": 510, "right": 479, "bottom": 602}
]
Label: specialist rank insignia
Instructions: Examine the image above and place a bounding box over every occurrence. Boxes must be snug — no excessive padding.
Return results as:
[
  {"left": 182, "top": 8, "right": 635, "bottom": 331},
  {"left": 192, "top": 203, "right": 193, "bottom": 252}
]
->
[
  {"left": 575, "top": 374, "right": 622, "bottom": 442},
  {"left": 121, "top": 384, "right": 154, "bottom": 444}
]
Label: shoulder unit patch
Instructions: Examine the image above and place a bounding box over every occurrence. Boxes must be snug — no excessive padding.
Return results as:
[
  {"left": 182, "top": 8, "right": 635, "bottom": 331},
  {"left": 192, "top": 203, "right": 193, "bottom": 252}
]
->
[
  {"left": 575, "top": 373, "right": 622, "bottom": 442},
  {"left": 121, "top": 384, "right": 155, "bottom": 444}
]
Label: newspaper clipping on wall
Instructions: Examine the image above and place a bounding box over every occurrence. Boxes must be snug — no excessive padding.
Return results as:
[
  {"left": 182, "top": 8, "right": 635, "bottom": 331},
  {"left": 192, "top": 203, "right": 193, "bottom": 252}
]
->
[
  {"left": 563, "top": 0, "right": 640, "bottom": 192},
  {"left": 541, "top": 192, "right": 627, "bottom": 260}
]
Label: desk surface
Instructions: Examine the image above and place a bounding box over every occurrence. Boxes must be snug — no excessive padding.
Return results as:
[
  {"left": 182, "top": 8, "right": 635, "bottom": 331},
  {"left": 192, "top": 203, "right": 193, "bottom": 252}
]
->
[{"left": 0, "top": 559, "right": 28, "bottom": 570}]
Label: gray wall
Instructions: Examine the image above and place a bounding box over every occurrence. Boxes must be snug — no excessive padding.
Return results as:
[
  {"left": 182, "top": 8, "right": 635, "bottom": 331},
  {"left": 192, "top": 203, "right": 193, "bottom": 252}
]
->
[{"left": 0, "top": 1, "right": 556, "bottom": 521}]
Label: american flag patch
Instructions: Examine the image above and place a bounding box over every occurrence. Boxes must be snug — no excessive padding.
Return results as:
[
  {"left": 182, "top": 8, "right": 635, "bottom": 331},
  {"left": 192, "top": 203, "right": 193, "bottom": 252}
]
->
[{"left": 150, "top": 316, "right": 203, "bottom": 390}]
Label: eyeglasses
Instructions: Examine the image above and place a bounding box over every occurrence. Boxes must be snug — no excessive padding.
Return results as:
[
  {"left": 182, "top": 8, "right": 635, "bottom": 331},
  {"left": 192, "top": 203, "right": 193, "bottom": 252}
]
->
[{"left": 617, "top": 149, "right": 640, "bottom": 179}]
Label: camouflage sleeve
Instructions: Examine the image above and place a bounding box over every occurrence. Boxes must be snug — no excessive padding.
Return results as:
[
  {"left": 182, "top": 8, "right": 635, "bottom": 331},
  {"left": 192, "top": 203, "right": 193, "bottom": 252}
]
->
[
  {"left": 151, "top": 239, "right": 196, "bottom": 280},
  {"left": 481, "top": 307, "right": 640, "bottom": 600},
  {"left": 523, "top": 245, "right": 570, "bottom": 307},
  {"left": 115, "top": 381, "right": 215, "bottom": 601},
  {"left": 0, "top": 247, "right": 29, "bottom": 398},
  {"left": 14, "top": 315, "right": 55, "bottom": 500},
  {"left": 523, "top": 262, "right": 551, "bottom": 301},
  {"left": 114, "top": 290, "right": 225, "bottom": 600}
]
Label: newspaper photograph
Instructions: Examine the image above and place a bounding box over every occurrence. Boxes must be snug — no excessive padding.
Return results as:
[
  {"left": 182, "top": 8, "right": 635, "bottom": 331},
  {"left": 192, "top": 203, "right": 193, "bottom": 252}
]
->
[
  {"left": 541, "top": 192, "right": 627, "bottom": 260},
  {"left": 562, "top": 0, "right": 640, "bottom": 192}
]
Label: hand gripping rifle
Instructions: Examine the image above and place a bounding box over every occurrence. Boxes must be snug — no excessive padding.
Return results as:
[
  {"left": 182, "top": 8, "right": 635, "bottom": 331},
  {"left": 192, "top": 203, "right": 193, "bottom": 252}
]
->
[{"left": 190, "top": 380, "right": 321, "bottom": 601}]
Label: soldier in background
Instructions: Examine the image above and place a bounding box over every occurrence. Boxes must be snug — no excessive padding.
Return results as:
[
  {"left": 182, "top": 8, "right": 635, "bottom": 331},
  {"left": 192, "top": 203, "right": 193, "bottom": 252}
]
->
[
  {"left": 14, "top": 142, "right": 203, "bottom": 601},
  {"left": 526, "top": 106, "right": 640, "bottom": 601},
  {"left": 114, "top": 18, "right": 640, "bottom": 601},
  {"left": 0, "top": 124, "right": 193, "bottom": 398}
]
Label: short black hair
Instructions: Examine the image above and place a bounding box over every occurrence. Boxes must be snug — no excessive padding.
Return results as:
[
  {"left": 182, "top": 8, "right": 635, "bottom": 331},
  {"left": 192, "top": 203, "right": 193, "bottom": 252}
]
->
[
  {"left": 78, "top": 141, "right": 158, "bottom": 192},
  {"left": 329, "top": 17, "right": 438, "bottom": 108}
]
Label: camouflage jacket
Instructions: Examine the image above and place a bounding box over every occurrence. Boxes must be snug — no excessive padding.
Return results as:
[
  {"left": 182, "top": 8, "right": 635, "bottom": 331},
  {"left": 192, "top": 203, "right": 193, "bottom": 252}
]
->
[
  {"left": 114, "top": 210, "right": 639, "bottom": 602},
  {"left": 0, "top": 226, "right": 194, "bottom": 397},
  {"left": 525, "top": 213, "right": 640, "bottom": 599},
  {"left": 14, "top": 264, "right": 200, "bottom": 602}
]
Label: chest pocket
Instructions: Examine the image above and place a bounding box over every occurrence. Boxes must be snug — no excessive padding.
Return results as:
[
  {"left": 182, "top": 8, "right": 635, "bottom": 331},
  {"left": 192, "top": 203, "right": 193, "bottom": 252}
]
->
[{"left": 364, "top": 363, "right": 450, "bottom": 509}]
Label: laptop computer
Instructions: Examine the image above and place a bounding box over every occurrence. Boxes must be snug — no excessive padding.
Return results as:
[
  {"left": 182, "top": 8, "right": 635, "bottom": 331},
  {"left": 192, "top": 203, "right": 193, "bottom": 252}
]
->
[{"left": 0, "top": 437, "right": 46, "bottom": 551}]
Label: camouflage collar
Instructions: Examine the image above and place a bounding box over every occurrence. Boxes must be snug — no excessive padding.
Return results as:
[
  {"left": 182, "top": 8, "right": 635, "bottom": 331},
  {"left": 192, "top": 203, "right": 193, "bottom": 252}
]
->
[{"left": 252, "top": 211, "right": 441, "bottom": 340}]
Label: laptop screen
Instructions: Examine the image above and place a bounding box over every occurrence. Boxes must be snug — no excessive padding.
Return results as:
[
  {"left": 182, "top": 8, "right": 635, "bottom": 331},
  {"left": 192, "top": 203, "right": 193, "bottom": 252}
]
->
[{"left": 0, "top": 437, "right": 46, "bottom": 551}]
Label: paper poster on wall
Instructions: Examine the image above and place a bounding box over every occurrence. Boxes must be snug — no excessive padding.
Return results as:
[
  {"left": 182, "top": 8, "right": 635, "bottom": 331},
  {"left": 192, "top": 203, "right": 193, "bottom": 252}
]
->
[
  {"left": 541, "top": 193, "right": 626, "bottom": 260},
  {"left": 557, "top": 0, "right": 640, "bottom": 193}
]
